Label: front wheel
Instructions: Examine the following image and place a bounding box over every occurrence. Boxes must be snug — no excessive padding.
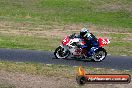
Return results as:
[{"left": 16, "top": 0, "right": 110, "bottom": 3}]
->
[
  {"left": 54, "top": 46, "right": 70, "bottom": 59},
  {"left": 92, "top": 48, "right": 107, "bottom": 62}
]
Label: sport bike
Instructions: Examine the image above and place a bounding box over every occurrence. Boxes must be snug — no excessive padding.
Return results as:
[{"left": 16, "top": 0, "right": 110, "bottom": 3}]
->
[{"left": 54, "top": 33, "right": 110, "bottom": 62}]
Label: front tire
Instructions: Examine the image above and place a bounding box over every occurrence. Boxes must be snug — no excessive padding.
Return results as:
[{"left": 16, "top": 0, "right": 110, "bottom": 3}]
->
[
  {"left": 92, "top": 48, "right": 107, "bottom": 62},
  {"left": 54, "top": 46, "right": 70, "bottom": 59}
]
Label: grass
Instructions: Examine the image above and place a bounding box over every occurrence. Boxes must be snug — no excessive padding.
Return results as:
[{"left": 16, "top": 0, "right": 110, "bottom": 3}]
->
[
  {"left": 0, "top": 60, "right": 131, "bottom": 88},
  {"left": 0, "top": 34, "right": 60, "bottom": 51},
  {"left": 0, "top": 60, "right": 131, "bottom": 78},
  {"left": 0, "top": 0, "right": 131, "bottom": 56},
  {"left": 0, "top": 0, "right": 131, "bottom": 28},
  {"left": 0, "top": 32, "right": 131, "bottom": 56},
  {"left": 0, "top": 84, "right": 15, "bottom": 88}
]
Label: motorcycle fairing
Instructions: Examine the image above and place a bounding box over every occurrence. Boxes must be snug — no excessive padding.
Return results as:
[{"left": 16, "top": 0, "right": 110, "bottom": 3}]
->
[{"left": 98, "top": 38, "right": 110, "bottom": 47}]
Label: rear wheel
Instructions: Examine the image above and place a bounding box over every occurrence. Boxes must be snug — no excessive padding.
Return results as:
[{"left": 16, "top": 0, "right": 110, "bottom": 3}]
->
[
  {"left": 92, "top": 48, "right": 107, "bottom": 62},
  {"left": 54, "top": 46, "right": 70, "bottom": 59}
]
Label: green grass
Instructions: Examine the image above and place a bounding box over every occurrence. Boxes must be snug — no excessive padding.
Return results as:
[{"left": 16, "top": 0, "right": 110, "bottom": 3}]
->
[
  {"left": 0, "top": 84, "right": 15, "bottom": 88},
  {"left": 0, "top": 61, "right": 74, "bottom": 78},
  {"left": 0, "top": 60, "right": 131, "bottom": 88},
  {"left": 0, "top": 0, "right": 131, "bottom": 56},
  {"left": 0, "top": 33, "right": 131, "bottom": 56},
  {"left": 0, "top": 34, "right": 60, "bottom": 51},
  {"left": 0, "top": 0, "right": 131, "bottom": 28},
  {"left": 0, "top": 61, "right": 131, "bottom": 78}
]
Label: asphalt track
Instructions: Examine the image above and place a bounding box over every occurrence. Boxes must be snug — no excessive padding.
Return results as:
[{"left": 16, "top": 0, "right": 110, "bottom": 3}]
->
[{"left": 0, "top": 48, "right": 131, "bottom": 70}]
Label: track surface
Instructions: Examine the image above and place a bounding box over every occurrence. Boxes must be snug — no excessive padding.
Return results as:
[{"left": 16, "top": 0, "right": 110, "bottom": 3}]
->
[{"left": 0, "top": 49, "right": 131, "bottom": 70}]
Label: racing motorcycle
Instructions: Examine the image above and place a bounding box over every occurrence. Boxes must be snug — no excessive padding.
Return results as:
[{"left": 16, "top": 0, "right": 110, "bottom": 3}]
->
[{"left": 54, "top": 33, "right": 110, "bottom": 62}]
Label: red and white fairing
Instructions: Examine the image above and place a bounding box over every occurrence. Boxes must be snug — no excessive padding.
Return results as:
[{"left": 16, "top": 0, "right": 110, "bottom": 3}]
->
[
  {"left": 62, "top": 37, "right": 70, "bottom": 46},
  {"left": 60, "top": 36, "right": 110, "bottom": 57},
  {"left": 61, "top": 36, "right": 85, "bottom": 56},
  {"left": 54, "top": 33, "right": 111, "bottom": 62},
  {"left": 98, "top": 38, "right": 110, "bottom": 47}
]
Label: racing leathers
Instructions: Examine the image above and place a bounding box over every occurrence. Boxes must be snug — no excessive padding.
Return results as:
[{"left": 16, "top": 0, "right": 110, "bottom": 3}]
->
[{"left": 79, "top": 33, "right": 99, "bottom": 57}]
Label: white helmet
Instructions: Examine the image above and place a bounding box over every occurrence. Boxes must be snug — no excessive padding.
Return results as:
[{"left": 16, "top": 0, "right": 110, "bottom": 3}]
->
[{"left": 80, "top": 28, "right": 90, "bottom": 38}]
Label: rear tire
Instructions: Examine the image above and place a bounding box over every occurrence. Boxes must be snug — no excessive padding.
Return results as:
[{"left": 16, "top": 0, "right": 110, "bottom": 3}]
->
[
  {"left": 92, "top": 48, "right": 107, "bottom": 62},
  {"left": 54, "top": 46, "right": 70, "bottom": 59}
]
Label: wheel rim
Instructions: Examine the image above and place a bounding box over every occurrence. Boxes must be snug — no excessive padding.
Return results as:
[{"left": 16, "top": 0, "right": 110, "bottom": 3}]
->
[
  {"left": 93, "top": 51, "right": 106, "bottom": 61},
  {"left": 56, "top": 48, "right": 69, "bottom": 59}
]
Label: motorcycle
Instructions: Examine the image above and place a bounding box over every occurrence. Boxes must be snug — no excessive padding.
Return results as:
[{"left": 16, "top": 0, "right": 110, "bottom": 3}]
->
[{"left": 54, "top": 33, "right": 110, "bottom": 62}]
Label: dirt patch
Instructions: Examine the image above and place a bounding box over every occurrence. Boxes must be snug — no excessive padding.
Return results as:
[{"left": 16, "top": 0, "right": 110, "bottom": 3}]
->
[
  {"left": 99, "top": 2, "right": 132, "bottom": 13},
  {"left": 0, "top": 22, "right": 132, "bottom": 39},
  {"left": 0, "top": 28, "right": 67, "bottom": 38},
  {"left": 0, "top": 70, "right": 131, "bottom": 88}
]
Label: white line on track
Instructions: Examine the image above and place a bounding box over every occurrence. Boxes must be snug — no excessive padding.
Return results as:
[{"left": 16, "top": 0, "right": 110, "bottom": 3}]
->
[
  {"left": 125, "top": 70, "right": 130, "bottom": 72},
  {"left": 121, "top": 55, "right": 127, "bottom": 56},
  {"left": 107, "top": 54, "right": 128, "bottom": 56},
  {"left": 73, "top": 66, "right": 78, "bottom": 67},
  {"left": 95, "top": 68, "right": 102, "bottom": 70},
  {"left": 111, "top": 69, "right": 115, "bottom": 70},
  {"left": 107, "top": 54, "right": 111, "bottom": 56},
  {"left": 46, "top": 64, "right": 52, "bottom": 66}
]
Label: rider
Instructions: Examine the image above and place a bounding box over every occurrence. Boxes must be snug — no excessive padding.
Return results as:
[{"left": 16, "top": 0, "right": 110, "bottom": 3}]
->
[{"left": 78, "top": 28, "right": 99, "bottom": 57}]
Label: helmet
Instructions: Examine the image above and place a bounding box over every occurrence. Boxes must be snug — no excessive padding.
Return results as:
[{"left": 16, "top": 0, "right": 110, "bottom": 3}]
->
[{"left": 80, "top": 28, "right": 90, "bottom": 38}]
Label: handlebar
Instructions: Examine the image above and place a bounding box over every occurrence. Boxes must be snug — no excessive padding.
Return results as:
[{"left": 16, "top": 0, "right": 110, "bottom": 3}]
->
[{"left": 69, "top": 33, "right": 76, "bottom": 39}]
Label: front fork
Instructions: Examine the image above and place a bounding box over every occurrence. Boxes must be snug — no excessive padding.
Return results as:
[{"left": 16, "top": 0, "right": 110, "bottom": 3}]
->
[{"left": 59, "top": 45, "right": 69, "bottom": 53}]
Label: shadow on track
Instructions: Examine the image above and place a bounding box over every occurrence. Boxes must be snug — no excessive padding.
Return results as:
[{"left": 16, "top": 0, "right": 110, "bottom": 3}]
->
[{"left": 52, "top": 57, "right": 96, "bottom": 62}]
